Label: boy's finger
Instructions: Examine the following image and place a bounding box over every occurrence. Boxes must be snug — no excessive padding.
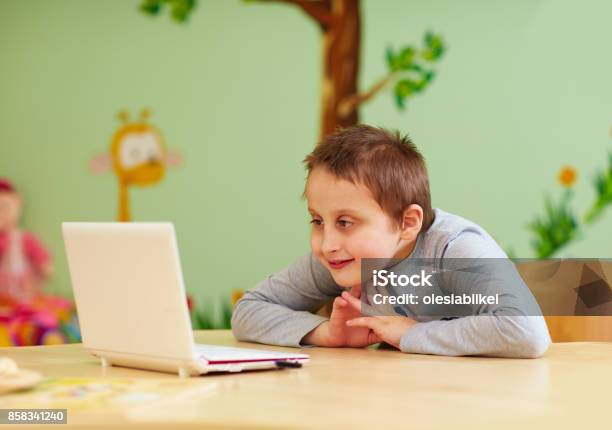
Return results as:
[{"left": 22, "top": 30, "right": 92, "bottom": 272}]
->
[
  {"left": 341, "top": 291, "right": 379, "bottom": 317},
  {"left": 367, "top": 331, "right": 383, "bottom": 345},
  {"left": 341, "top": 291, "right": 361, "bottom": 312},
  {"left": 333, "top": 297, "right": 347, "bottom": 309},
  {"left": 346, "top": 317, "right": 381, "bottom": 331}
]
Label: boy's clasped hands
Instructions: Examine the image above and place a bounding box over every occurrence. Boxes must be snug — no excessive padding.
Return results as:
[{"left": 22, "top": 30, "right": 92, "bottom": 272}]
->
[{"left": 315, "top": 287, "right": 419, "bottom": 349}]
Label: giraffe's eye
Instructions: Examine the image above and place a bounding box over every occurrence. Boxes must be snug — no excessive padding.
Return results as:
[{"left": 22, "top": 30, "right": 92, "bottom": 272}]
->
[
  {"left": 119, "top": 134, "right": 149, "bottom": 168},
  {"left": 142, "top": 132, "right": 163, "bottom": 162},
  {"left": 130, "top": 147, "right": 141, "bottom": 159}
]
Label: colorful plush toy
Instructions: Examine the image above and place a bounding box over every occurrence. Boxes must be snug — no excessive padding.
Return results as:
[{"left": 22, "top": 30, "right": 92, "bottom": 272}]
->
[{"left": 0, "top": 178, "right": 80, "bottom": 346}]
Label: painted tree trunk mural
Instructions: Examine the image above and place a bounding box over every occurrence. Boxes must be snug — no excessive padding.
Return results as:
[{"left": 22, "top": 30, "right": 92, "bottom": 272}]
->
[
  {"left": 139, "top": 0, "right": 446, "bottom": 140},
  {"left": 317, "top": 0, "right": 360, "bottom": 137}
]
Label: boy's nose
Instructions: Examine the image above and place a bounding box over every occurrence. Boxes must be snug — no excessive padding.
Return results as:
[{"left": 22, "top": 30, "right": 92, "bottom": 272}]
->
[{"left": 320, "top": 230, "right": 341, "bottom": 254}]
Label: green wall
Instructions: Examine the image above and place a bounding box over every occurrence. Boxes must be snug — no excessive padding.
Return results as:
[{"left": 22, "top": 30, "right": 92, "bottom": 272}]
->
[{"left": 1, "top": 0, "right": 612, "bottom": 311}]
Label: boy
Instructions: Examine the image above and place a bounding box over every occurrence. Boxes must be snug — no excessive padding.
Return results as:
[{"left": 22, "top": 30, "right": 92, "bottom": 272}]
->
[{"left": 231, "top": 126, "right": 550, "bottom": 358}]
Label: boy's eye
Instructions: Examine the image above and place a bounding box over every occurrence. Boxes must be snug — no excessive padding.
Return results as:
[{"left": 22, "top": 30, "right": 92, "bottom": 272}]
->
[
  {"left": 310, "top": 219, "right": 323, "bottom": 226},
  {"left": 337, "top": 219, "right": 353, "bottom": 228}
]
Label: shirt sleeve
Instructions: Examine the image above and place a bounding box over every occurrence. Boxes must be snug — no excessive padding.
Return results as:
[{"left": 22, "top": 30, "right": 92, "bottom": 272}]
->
[
  {"left": 399, "top": 229, "right": 552, "bottom": 358},
  {"left": 231, "top": 253, "right": 342, "bottom": 347}
]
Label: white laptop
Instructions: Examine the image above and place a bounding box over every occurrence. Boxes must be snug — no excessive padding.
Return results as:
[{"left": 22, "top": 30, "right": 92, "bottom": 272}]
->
[{"left": 62, "top": 222, "right": 309, "bottom": 376}]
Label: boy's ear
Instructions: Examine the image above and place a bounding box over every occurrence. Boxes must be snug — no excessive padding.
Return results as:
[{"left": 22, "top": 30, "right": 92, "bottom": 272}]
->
[{"left": 399, "top": 204, "right": 423, "bottom": 241}]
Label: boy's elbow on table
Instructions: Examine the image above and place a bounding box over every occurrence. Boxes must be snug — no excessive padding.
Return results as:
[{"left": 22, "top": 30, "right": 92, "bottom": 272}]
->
[
  {"left": 517, "top": 322, "right": 551, "bottom": 359},
  {"left": 230, "top": 297, "right": 252, "bottom": 342},
  {"left": 521, "top": 333, "right": 551, "bottom": 358},
  {"left": 499, "top": 316, "right": 552, "bottom": 358}
]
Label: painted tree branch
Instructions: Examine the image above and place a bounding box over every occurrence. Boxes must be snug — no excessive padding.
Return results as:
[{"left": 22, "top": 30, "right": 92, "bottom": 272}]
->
[
  {"left": 337, "top": 71, "right": 399, "bottom": 119},
  {"left": 263, "top": 0, "right": 332, "bottom": 29}
]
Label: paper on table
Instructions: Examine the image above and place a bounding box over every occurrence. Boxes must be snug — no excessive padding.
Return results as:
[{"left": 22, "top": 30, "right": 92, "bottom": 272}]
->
[{"left": 0, "top": 377, "right": 217, "bottom": 420}]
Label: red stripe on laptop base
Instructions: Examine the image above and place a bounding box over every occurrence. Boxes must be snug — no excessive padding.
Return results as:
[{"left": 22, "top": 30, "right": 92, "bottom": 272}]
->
[{"left": 207, "top": 358, "right": 308, "bottom": 365}]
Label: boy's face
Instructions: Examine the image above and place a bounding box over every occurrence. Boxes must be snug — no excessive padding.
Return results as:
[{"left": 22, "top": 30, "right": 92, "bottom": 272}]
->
[{"left": 305, "top": 166, "right": 415, "bottom": 289}]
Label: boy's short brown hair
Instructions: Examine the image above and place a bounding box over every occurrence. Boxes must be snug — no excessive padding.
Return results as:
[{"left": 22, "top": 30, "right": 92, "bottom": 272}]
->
[{"left": 303, "top": 125, "right": 435, "bottom": 231}]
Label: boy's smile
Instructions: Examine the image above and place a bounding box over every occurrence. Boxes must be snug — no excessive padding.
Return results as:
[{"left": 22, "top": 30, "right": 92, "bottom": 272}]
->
[
  {"left": 305, "top": 166, "right": 419, "bottom": 289},
  {"left": 328, "top": 258, "right": 355, "bottom": 270}
]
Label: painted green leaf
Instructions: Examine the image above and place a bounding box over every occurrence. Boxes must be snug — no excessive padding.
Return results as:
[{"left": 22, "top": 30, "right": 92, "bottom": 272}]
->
[
  {"left": 140, "top": 0, "right": 162, "bottom": 15},
  {"left": 394, "top": 92, "right": 405, "bottom": 110},
  {"left": 422, "top": 69, "right": 435, "bottom": 82},
  {"left": 221, "top": 301, "right": 233, "bottom": 329},
  {"left": 584, "top": 153, "right": 612, "bottom": 223},
  {"left": 408, "top": 63, "right": 424, "bottom": 73},
  {"left": 528, "top": 190, "right": 578, "bottom": 258},
  {"left": 139, "top": 0, "right": 197, "bottom": 22},
  {"left": 396, "top": 79, "right": 415, "bottom": 97},
  {"left": 386, "top": 47, "right": 397, "bottom": 71},
  {"left": 422, "top": 31, "right": 445, "bottom": 61},
  {"left": 397, "top": 46, "right": 416, "bottom": 70}
]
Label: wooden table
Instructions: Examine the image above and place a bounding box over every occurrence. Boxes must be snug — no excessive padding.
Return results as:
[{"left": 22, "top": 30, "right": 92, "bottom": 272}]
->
[{"left": 0, "top": 330, "right": 611, "bottom": 429}]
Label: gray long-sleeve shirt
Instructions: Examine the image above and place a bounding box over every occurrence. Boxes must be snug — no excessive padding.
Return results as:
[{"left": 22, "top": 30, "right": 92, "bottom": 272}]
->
[{"left": 232, "top": 208, "right": 551, "bottom": 358}]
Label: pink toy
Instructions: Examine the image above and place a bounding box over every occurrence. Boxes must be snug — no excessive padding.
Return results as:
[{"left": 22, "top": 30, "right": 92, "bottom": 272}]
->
[{"left": 0, "top": 178, "right": 52, "bottom": 304}]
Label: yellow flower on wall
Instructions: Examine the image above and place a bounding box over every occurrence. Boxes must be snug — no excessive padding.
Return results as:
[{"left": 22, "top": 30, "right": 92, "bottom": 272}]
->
[
  {"left": 558, "top": 166, "right": 577, "bottom": 188},
  {"left": 231, "top": 289, "right": 244, "bottom": 307}
]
